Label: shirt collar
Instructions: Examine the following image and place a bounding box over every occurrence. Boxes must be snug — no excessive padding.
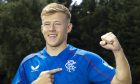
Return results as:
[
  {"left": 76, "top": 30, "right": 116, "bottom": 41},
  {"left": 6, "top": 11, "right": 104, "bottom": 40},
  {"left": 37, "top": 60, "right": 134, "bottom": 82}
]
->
[{"left": 42, "top": 44, "right": 72, "bottom": 60}]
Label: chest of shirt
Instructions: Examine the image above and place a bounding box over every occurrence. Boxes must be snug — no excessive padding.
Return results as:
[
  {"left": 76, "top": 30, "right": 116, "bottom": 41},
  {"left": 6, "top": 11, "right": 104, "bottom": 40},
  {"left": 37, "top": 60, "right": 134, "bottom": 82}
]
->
[{"left": 23, "top": 56, "right": 89, "bottom": 84}]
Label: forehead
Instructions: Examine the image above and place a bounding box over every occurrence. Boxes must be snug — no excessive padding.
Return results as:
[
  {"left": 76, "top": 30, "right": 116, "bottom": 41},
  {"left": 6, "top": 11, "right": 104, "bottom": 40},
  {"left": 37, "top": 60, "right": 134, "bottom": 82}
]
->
[{"left": 42, "top": 12, "right": 67, "bottom": 22}]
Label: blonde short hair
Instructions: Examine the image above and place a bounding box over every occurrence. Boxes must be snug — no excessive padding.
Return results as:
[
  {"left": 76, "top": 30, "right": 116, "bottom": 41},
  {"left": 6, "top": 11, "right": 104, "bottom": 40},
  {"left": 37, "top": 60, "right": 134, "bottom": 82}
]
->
[{"left": 41, "top": 3, "right": 71, "bottom": 22}]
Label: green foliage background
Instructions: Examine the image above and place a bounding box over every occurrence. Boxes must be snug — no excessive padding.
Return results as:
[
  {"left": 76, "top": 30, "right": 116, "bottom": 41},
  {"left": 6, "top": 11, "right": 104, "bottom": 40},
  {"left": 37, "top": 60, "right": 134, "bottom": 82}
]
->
[{"left": 0, "top": 0, "right": 140, "bottom": 83}]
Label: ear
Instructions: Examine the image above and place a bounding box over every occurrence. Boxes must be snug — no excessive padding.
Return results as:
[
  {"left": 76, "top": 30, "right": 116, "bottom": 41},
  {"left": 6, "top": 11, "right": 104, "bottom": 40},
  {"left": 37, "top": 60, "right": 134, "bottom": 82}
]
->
[{"left": 67, "top": 23, "right": 73, "bottom": 33}]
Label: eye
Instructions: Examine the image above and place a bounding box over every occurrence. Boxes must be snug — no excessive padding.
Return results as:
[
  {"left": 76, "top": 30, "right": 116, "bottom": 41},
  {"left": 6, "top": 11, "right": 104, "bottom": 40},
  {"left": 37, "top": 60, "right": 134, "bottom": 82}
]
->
[
  {"left": 44, "top": 23, "right": 50, "bottom": 26},
  {"left": 55, "top": 23, "right": 61, "bottom": 25}
]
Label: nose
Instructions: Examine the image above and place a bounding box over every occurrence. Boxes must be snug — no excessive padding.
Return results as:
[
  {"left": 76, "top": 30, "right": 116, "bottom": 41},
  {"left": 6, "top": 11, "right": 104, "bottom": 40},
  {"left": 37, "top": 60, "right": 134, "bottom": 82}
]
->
[{"left": 49, "top": 23, "right": 55, "bottom": 31}]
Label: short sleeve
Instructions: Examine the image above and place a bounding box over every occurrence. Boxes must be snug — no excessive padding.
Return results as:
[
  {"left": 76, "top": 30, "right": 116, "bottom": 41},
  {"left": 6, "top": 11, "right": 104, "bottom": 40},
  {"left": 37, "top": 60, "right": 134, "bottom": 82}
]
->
[
  {"left": 12, "top": 64, "right": 26, "bottom": 84},
  {"left": 88, "top": 53, "right": 115, "bottom": 84}
]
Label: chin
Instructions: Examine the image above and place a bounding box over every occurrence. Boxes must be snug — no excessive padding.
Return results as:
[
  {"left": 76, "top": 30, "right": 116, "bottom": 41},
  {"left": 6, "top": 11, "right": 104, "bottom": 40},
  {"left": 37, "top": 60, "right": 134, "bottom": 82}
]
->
[
  {"left": 46, "top": 39, "right": 66, "bottom": 47},
  {"left": 47, "top": 43, "right": 61, "bottom": 47}
]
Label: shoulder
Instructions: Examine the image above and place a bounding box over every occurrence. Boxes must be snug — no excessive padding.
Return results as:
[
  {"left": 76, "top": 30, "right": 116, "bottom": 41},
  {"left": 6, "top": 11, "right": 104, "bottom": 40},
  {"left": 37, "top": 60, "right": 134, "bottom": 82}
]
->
[
  {"left": 69, "top": 44, "right": 98, "bottom": 57},
  {"left": 68, "top": 45, "right": 103, "bottom": 59},
  {"left": 76, "top": 48, "right": 100, "bottom": 58},
  {"left": 74, "top": 48, "right": 105, "bottom": 63},
  {"left": 21, "top": 50, "right": 44, "bottom": 64}
]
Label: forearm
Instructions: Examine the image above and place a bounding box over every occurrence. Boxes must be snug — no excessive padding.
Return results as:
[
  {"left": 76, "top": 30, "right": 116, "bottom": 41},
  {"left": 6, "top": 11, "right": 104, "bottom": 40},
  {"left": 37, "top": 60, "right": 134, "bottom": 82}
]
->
[
  {"left": 111, "top": 48, "right": 132, "bottom": 84},
  {"left": 100, "top": 32, "right": 132, "bottom": 83}
]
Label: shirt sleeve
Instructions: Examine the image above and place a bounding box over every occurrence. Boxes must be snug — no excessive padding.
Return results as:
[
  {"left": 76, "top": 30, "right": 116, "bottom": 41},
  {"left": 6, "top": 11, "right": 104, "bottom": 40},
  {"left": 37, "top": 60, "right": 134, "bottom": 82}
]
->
[
  {"left": 12, "top": 64, "right": 27, "bottom": 84},
  {"left": 88, "top": 53, "right": 115, "bottom": 84}
]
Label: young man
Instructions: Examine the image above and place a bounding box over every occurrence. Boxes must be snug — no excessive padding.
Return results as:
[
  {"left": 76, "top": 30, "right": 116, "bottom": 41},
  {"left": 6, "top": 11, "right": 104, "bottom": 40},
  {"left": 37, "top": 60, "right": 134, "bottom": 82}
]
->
[{"left": 12, "top": 3, "right": 132, "bottom": 84}]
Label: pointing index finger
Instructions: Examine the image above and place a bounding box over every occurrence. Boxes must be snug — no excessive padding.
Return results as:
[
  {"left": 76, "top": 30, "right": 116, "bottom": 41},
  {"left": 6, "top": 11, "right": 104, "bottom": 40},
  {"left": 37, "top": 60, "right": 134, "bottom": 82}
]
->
[{"left": 48, "top": 68, "right": 62, "bottom": 74}]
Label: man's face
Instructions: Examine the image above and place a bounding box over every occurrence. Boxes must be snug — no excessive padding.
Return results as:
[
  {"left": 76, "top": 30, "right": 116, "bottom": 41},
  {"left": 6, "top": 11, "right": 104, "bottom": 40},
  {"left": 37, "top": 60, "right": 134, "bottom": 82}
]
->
[{"left": 41, "top": 12, "right": 72, "bottom": 47}]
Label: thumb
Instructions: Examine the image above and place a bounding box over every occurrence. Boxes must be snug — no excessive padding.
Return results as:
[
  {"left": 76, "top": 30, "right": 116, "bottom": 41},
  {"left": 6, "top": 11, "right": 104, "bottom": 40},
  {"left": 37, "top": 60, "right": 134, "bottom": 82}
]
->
[
  {"left": 100, "top": 40, "right": 106, "bottom": 46},
  {"left": 100, "top": 40, "right": 110, "bottom": 49},
  {"left": 100, "top": 40, "right": 114, "bottom": 50}
]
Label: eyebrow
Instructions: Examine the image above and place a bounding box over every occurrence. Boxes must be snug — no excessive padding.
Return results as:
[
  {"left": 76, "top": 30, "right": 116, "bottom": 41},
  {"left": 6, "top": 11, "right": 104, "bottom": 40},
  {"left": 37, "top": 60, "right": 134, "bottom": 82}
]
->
[{"left": 43, "top": 21, "right": 61, "bottom": 23}]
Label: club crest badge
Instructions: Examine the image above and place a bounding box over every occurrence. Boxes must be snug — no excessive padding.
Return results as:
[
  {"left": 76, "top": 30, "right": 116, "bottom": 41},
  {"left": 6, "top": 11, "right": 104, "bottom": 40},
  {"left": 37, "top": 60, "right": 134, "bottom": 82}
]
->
[{"left": 65, "top": 60, "right": 76, "bottom": 72}]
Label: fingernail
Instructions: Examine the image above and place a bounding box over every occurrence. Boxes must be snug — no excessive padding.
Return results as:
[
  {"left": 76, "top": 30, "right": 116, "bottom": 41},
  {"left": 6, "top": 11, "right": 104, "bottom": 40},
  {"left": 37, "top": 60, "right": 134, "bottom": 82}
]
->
[{"left": 59, "top": 68, "right": 62, "bottom": 70}]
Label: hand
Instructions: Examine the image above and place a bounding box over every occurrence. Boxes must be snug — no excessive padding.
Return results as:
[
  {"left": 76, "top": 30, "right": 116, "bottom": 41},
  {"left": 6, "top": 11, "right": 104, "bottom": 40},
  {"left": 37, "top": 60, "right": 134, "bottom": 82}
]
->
[
  {"left": 32, "top": 68, "right": 62, "bottom": 84},
  {"left": 100, "top": 32, "right": 122, "bottom": 52}
]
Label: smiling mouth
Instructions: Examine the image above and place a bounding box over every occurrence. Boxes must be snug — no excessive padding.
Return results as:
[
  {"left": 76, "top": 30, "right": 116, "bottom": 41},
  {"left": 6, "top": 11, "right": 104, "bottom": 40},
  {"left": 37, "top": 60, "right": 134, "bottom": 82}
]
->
[{"left": 48, "top": 34, "right": 57, "bottom": 38}]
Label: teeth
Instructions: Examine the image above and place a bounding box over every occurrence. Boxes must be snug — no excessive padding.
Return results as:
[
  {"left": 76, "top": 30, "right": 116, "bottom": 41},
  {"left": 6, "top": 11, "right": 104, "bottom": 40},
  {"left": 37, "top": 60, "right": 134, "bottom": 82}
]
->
[{"left": 49, "top": 34, "right": 56, "bottom": 37}]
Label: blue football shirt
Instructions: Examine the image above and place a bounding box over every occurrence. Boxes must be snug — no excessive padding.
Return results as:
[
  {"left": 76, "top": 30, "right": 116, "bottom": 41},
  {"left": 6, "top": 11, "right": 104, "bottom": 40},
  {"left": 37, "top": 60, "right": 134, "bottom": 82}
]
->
[{"left": 12, "top": 44, "right": 115, "bottom": 84}]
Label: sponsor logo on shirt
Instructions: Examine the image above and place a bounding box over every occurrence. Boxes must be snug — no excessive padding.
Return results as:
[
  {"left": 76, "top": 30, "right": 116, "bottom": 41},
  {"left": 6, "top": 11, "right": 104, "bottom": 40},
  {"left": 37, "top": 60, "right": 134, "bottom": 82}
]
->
[
  {"left": 31, "top": 65, "right": 39, "bottom": 72},
  {"left": 65, "top": 60, "right": 76, "bottom": 72}
]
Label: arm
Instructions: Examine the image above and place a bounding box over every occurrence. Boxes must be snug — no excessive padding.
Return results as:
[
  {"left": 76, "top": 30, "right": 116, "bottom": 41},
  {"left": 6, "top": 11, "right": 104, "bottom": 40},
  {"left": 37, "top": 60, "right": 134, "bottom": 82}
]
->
[
  {"left": 100, "top": 32, "right": 132, "bottom": 84},
  {"left": 12, "top": 64, "right": 26, "bottom": 84},
  {"left": 32, "top": 68, "right": 62, "bottom": 84},
  {"left": 111, "top": 48, "right": 132, "bottom": 84}
]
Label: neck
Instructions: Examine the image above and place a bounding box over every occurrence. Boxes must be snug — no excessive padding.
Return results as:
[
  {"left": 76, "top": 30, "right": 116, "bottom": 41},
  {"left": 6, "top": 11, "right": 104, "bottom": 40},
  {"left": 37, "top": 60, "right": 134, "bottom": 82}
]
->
[{"left": 46, "top": 43, "right": 67, "bottom": 56}]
